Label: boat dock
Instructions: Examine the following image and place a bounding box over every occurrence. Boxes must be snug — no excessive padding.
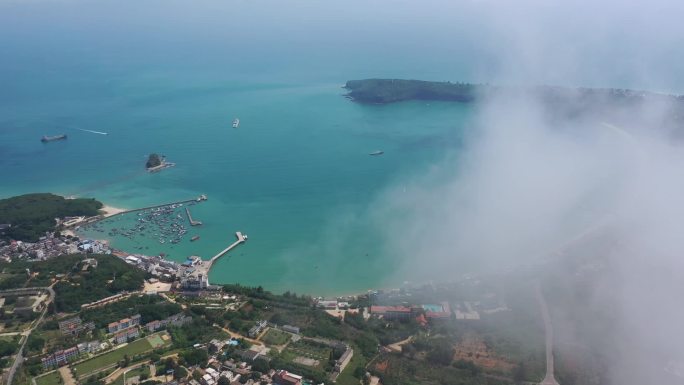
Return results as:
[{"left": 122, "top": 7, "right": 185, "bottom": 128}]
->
[
  {"left": 192, "top": 232, "right": 247, "bottom": 279},
  {"left": 185, "top": 207, "right": 203, "bottom": 226},
  {"left": 210, "top": 231, "right": 248, "bottom": 264},
  {"left": 107, "top": 194, "right": 207, "bottom": 217},
  {"left": 181, "top": 232, "right": 248, "bottom": 285},
  {"left": 82, "top": 195, "right": 208, "bottom": 226}
]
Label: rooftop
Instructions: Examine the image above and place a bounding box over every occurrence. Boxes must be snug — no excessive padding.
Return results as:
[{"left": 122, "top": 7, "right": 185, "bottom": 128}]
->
[{"left": 371, "top": 305, "right": 412, "bottom": 313}]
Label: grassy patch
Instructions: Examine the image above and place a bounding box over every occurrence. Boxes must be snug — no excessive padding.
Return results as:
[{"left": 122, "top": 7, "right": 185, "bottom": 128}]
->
[
  {"left": 286, "top": 340, "right": 331, "bottom": 361},
  {"left": 262, "top": 328, "right": 291, "bottom": 346},
  {"left": 35, "top": 371, "right": 63, "bottom": 385},
  {"left": 73, "top": 338, "right": 155, "bottom": 376},
  {"left": 111, "top": 365, "right": 151, "bottom": 385},
  {"left": 370, "top": 354, "right": 503, "bottom": 385},
  {"left": 280, "top": 340, "right": 333, "bottom": 374},
  {"left": 29, "top": 329, "right": 62, "bottom": 354},
  {"left": 147, "top": 334, "right": 165, "bottom": 349},
  {"left": 335, "top": 346, "right": 366, "bottom": 385}
]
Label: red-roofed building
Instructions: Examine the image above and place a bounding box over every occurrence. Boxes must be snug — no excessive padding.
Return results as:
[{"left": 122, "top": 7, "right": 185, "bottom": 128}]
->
[
  {"left": 272, "top": 370, "right": 302, "bottom": 385},
  {"left": 41, "top": 346, "right": 79, "bottom": 369},
  {"left": 108, "top": 321, "right": 120, "bottom": 333},
  {"left": 370, "top": 305, "right": 413, "bottom": 320},
  {"left": 114, "top": 327, "right": 140, "bottom": 344}
]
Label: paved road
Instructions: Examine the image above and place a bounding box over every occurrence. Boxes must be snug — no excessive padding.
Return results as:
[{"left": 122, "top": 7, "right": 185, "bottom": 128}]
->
[
  {"left": 160, "top": 293, "right": 187, "bottom": 310},
  {"left": 386, "top": 336, "right": 412, "bottom": 353},
  {"left": 536, "top": 283, "right": 560, "bottom": 385},
  {"left": 5, "top": 287, "right": 55, "bottom": 385}
]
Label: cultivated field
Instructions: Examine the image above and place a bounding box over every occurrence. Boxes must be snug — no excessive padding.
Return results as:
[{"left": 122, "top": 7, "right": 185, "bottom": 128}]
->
[
  {"left": 261, "top": 328, "right": 291, "bottom": 346},
  {"left": 281, "top": 339, "right": 331, "bottom": 371}
]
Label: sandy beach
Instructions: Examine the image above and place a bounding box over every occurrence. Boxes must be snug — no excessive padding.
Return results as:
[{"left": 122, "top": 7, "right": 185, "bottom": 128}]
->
[
  {"left": 61, "top": 229, "right": 76, "bottom": 237},
  {"left": 100, "top": 204, "right": 127, "bottom": 217}
]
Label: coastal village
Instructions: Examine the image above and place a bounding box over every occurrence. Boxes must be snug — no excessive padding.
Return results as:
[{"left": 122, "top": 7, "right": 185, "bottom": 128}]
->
[
  {"left": 0, "top": 269, "right": 515, "bottom": 385},
  {"left": 0, "top": 195, "right": 533, "bottom": 385},
  {"left": 0, "top": 248, "right": 518, "bottom": 385},
  {"left": 0, "top": 195, "right": 215, "bottom": 289}
]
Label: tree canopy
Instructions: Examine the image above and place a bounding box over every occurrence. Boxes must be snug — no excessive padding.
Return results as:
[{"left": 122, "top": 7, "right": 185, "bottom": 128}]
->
[
  {"left": 146, "top": 154, "right": 162, "bottom": 169},
  {"left": 0, "top": 253, "right": 146, "bottom": 311},
  {"left": 0, "top": 193, "right": 102, "bottom": 242}
]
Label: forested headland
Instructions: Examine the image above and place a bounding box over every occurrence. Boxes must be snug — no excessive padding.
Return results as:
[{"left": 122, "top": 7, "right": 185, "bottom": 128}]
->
[{"left": 0, "top": 193, "right": 103, "bottom": 242}]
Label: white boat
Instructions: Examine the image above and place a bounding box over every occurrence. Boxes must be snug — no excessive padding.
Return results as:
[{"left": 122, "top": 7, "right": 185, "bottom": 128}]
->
[{"left": 232, "top": 118, "right": 240, "bottom": 128}]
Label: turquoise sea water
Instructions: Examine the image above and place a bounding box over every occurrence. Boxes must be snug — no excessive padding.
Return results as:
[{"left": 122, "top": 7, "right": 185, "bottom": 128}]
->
[
  {"left": 0, "top": 0, "right": 490, "bottom": 295},
  {"left": 0, "top": 64, "right": 472, "bottom": 294},
  {"left": 3, "top": 79, "right": 472, "bottom": 294},
  {"left": 4, "top": 0, "right": 683, "bottom": 295},
  {"left": 0, "top": 0, "right": 482, "bottom": 295}
]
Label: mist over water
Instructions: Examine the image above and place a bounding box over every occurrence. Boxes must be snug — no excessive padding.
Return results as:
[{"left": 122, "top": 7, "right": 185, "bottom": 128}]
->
[{"left": 353, "top": 2, "right": 684, "bottom": 384}]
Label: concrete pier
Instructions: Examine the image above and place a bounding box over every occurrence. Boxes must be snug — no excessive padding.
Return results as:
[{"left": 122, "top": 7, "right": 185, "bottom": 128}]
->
[
  {"left": 85, "top": 195, "right": 208, "bottom": 226},
  {"left": 185, "top": 207, "right": 202, "bottom": 226},
  {"left": 210, "top": 232, "right": 247, "bottom": 264},
  {"left": 192, "top": 232, "right": 247, "bottom": 281}
]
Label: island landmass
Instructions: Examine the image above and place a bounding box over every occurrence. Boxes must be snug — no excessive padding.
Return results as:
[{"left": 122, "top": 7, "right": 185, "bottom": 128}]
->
[
  {"left": 344, "top": 78, "right": 684, "bottom": 106},
  {"left": 344, "top": 79, "right": 478, "bottom": 104},
  {"left": 344, "top": 79, "right": 684, "bottom": 136},
  {"left": 145, "top": 153, "right": 162, "bottom": 169},
  {"left": 146, "top": 153, "right": 176, "bottom": 173}
]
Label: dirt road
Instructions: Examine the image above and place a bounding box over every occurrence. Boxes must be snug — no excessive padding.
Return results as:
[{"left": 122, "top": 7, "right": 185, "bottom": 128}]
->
[
  {"left": 213, "top": 324, "right": 263, "bottom": 345},
  {"left": 59, "top": 366, "right": 77, "bottom": 385}
]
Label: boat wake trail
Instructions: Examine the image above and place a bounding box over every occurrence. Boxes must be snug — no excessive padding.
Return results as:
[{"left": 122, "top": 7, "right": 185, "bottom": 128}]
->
[{"left": 76, "top": 128, "right": 109, "bottom": 135}]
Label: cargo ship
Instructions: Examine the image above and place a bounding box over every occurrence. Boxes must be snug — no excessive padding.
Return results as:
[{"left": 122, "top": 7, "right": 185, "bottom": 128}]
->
[{"left": 41, "top": 134, "right": 67, "bottom": 143}]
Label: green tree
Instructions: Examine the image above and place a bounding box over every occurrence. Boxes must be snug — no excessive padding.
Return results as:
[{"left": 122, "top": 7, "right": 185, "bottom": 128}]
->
[
  {"left": 0, "top": 340, "right": 18, "bottom": 356},
  {"left": 453, "top": 359, "right": 480, "bottom": 376},
  {"left": 146, "top": 154, "right": 162, "bottom": 169},
  {"left": 173, "top": 367, "right": 187, "bottom": 380},
  {"left": 181, "top": 349, "right": 208, "bottom": 366},
  {"left": 149, "top": 353, "right": 161, "bottom": 364},
  {"left": 27, "top": 334, "right": 45, "bottom": 353},
  {"left": 0, "top": 193, "right": 103, "bottom": 242},
  {"left": 513, "top": 362, "right": 527, "bottom": 382},
  {"left": 252, "top": 358, "right": 269, "bottom": 373},
  {"left": 427, "top": 339, "right": 453, "bottom": 366}
]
